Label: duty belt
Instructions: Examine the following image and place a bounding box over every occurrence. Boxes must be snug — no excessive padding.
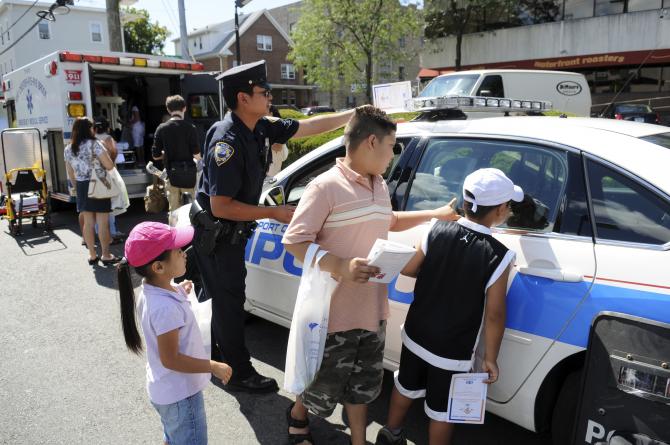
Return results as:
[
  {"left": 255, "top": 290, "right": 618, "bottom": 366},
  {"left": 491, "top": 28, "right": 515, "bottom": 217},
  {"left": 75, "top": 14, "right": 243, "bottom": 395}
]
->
[{"left": 189, "top": 200, "right": 258, "bottom": 254}]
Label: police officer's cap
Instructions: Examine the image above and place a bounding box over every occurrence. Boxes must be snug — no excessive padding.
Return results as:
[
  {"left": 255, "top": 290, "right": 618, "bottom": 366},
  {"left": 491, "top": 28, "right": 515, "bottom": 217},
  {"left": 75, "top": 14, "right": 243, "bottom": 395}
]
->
[{"left": 216, "top": 60, "right": 270, "bottom": 90}]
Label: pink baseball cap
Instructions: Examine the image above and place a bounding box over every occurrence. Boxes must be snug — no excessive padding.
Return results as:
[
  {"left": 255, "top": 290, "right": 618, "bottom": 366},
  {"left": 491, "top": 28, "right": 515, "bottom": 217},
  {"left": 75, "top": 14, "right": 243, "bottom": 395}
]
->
[{"left": 124, "top": 222, "right": 194, "bottom": 267}]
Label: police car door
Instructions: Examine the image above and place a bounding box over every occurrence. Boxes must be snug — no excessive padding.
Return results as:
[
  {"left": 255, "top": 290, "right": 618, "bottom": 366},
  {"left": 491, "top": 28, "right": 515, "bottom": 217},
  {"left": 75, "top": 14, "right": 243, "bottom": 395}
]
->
[
  {"left": 390, "top": 136, "right": 596, "bottom": 403},
  {"left": 245, "top": 145, "right": 345, "bottom": 323}
]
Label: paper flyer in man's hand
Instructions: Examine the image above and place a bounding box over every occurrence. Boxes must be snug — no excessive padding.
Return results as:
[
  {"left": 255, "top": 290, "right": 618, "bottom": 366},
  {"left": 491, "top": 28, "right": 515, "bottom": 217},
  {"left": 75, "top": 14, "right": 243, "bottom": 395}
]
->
[
  {"left": 446, "top": 373, "right": 489, "bottom": 424},
  {"left": 366, "top": 239, "right": 416, "bottom": 284}
]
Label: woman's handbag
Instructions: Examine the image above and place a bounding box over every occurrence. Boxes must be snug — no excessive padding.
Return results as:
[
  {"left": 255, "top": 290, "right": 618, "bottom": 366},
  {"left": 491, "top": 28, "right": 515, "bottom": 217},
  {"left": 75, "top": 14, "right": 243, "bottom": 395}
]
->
[
  {"left": 283, "top": 243, "right": 338, "bottom": 395},
  {"left": 88, "top": 157, "right": 120, "bottom": 200}
]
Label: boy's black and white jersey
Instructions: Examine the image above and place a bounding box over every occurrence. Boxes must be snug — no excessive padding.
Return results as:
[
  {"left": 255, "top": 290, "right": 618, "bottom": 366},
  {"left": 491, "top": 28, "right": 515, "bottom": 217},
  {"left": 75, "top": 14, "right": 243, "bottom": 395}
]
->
[{"left": 402, "top": 218, "right": 515, "bottom": 371}]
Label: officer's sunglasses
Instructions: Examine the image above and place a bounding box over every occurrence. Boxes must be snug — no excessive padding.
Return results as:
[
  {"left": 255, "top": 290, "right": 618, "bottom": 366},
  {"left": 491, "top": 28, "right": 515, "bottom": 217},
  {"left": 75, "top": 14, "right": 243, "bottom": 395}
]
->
[{"left": 252, "top": 89, "right": 272, "bottom": 98}]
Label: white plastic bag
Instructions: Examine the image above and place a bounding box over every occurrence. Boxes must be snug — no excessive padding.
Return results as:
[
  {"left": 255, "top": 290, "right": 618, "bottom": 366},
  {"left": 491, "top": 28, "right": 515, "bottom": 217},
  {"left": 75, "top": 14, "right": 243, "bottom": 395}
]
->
[
  {"left": 109, "top": 168, "right": 130, "bottom": 216},
  {"left": 186, "top": 286, "right": 212, "bottom": 356},
  {"left": 283, "top": 243, "right": 338, "bottom": 395}
]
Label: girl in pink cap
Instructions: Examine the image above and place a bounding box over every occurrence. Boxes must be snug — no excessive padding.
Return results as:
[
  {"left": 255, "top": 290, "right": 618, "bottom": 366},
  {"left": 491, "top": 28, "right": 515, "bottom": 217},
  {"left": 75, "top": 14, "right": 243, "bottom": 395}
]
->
[{"left": 117, "top": 221, "right": 232, "bottom": 445}]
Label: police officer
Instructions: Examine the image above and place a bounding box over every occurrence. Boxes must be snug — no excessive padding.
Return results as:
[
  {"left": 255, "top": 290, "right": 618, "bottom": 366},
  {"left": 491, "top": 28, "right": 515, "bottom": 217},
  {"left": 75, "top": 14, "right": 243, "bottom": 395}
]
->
[{"left": 193, "top": 60, "right": 357, "bottom": 393}]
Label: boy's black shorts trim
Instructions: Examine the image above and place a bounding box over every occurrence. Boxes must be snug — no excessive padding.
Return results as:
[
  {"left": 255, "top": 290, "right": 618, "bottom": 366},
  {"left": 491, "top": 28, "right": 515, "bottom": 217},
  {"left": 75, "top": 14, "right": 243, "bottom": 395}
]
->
[{"left": 394, "top": 344, "right": 459, "bottom": 422}]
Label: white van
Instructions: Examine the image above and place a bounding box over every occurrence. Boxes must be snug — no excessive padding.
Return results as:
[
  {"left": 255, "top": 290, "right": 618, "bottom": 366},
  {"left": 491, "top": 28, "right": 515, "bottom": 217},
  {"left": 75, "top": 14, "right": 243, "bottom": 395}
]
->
[{"left": 419, "top": 69, "right": 591, "bottom": 116}]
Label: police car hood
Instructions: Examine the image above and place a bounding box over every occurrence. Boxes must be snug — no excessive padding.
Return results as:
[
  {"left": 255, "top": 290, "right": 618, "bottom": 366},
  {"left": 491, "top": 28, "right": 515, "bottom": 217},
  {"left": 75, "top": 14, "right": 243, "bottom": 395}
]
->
[{"left": 446, "top": 116, "right": 670, "bottom": 197}]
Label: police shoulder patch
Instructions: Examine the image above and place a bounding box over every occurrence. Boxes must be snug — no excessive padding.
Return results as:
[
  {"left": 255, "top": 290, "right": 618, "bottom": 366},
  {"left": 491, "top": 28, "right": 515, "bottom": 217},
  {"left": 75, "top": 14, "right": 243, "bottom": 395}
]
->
[{"left": 214, "top": 141, "right": 235, "bottom": 166}]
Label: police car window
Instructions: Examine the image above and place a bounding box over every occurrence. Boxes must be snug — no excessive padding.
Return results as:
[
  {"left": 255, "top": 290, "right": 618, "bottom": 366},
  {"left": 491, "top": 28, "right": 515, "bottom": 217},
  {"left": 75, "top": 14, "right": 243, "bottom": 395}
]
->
[
  {"left": 285, "top": 147, "right": 345, "bottom": 204},
  {"left": 640, "top": 133, "right": 670, "bottom": 150},
  {"left": 405, "top": 138, "right": 568, "bottom": 232},
  {"left": 586, "top": 160, "right": 670, "bottom": 245},
  {"left": 476, "top": 75, "right": 504, "bottom": 97}
]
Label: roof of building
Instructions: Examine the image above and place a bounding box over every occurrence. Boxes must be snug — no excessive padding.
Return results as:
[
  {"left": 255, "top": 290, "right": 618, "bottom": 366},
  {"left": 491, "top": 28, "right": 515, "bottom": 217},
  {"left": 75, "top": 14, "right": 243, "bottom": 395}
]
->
[{"left": 173, "top": 9, "right": 293, "bottom": 59}]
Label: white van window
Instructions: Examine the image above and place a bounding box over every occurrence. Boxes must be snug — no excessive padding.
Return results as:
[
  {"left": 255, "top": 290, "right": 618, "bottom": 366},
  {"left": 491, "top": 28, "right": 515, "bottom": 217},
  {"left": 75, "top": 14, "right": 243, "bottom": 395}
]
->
[
  {"left": 419, "top": 74, "right": 479, "bottom": 97},
  {"left": 477, "top": 75, "right": 504, "bottom": 97}
]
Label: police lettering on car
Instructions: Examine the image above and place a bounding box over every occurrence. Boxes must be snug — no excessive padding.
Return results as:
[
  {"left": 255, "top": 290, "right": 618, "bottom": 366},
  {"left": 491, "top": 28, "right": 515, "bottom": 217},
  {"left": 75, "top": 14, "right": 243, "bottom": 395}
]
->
[{"left": 190, "top": 60, "right": 357, "bottom": 393}]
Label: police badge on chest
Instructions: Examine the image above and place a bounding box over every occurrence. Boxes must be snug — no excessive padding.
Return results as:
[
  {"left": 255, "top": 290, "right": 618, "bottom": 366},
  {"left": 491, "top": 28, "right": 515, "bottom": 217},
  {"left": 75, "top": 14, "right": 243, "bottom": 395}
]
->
[{"left": 215, "top": 142, "right": 234, "bottom": 166}]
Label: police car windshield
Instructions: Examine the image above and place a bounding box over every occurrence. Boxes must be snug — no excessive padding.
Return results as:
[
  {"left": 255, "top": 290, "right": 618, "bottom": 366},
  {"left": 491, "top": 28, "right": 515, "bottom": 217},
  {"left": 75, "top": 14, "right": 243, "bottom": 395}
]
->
[
  {"left": 640, "top": 132, "right": 670, "bottom": 149},
  {"left": 419, "top": 74, "right": 479, "bottom": 97}
]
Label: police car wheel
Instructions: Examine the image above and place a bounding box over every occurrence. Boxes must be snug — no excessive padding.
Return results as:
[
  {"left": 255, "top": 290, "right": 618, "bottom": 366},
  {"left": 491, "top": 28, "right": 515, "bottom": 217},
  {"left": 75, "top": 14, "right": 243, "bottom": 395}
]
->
[{"left": 551, "top": 370, "right": 581, "bottom": 445}]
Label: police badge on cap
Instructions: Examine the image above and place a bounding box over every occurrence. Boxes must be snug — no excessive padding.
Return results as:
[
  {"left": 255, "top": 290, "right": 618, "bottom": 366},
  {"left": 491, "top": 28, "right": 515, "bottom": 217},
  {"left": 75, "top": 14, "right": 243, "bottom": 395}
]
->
[{"left": 217, "top": 60, "right": 271, "bottom": 90}]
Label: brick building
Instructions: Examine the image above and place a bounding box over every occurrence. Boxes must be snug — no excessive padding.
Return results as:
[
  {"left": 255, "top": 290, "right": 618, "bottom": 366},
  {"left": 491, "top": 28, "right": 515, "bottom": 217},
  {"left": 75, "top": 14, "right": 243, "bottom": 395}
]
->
[{"left": 173, "top": 9, "right": 315, "bottom": 107}]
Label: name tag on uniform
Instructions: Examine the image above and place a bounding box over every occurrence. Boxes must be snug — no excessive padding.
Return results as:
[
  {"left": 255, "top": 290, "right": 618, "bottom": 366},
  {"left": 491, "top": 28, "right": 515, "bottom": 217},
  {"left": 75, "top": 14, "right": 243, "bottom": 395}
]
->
[{"left": 446, "top": 373, "right": 488, "bottom": 424}]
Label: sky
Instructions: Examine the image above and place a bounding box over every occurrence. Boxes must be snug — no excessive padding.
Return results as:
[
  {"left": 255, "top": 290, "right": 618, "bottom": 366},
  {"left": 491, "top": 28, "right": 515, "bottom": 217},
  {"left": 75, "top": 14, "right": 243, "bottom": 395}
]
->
[{"left": 80, "top": 0, "right": 302, "bottom": 54}]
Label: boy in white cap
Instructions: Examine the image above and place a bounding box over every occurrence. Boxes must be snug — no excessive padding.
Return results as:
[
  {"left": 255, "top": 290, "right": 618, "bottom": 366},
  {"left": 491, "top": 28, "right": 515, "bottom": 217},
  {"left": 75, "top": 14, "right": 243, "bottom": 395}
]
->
[{"left": 376, "top": 168, "right": 524, "bottom": 445}]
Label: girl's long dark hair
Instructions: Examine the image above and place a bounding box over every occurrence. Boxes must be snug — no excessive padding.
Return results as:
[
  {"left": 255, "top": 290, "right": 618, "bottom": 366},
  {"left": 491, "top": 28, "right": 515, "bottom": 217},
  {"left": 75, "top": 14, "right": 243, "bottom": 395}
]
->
[
  {"left": 70, "top": 117, "right": 95, "bottom": 156},
  {"left": 117, "top": 251, "right": 170, "bottom": 354}
]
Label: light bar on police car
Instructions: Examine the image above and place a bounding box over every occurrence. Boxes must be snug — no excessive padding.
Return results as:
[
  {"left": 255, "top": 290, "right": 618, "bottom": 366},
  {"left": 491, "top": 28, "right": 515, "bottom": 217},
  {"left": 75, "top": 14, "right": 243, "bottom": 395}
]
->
[{"left": 410, "top": 95, "right": 552, "bottom": 113}]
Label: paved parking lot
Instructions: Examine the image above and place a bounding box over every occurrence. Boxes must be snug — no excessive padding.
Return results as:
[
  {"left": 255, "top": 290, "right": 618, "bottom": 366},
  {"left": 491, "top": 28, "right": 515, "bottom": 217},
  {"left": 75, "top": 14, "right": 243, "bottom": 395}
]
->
[{"left": 0, "top": 201, "right": 550, "bottom": 444}]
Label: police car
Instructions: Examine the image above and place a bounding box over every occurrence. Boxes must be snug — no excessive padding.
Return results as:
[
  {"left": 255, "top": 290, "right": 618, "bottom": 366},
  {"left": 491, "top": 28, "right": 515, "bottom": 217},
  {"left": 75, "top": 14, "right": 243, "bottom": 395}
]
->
[{"left": 199, "top": 99, "right": 670, "bottom": 444}]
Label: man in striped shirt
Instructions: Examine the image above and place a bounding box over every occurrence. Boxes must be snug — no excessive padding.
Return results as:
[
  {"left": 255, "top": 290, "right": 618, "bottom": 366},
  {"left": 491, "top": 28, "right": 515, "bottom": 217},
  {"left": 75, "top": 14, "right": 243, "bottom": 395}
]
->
[{"left": 282, "top": 106, "right": 459, "bottom": 445}]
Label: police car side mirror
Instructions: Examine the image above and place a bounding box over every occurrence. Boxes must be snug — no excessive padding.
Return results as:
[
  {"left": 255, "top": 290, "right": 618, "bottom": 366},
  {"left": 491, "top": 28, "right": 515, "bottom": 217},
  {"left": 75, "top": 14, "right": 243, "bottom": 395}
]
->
[{"left": 264, "top": 185, "right": 285, "bottom": 206}]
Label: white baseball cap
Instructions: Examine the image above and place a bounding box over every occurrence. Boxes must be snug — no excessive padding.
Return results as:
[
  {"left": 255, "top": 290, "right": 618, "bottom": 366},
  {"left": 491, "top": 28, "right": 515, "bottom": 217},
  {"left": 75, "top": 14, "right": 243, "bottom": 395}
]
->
[
  {"left": 131, "top": 105, "right": 139, "bottom": 112},
  {"left": 463, "top": 168, "right": 524, "bottom": 212}
]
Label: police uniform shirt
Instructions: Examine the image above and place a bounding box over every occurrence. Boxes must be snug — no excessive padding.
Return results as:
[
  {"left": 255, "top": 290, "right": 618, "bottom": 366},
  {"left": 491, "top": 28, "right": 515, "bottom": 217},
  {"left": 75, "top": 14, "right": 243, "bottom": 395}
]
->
[
  {"left": 402, "top": 218, "right": 516, "bottom": 371},
  {"left": 197, "top": 111, "right": 299, "bottom": 217}
]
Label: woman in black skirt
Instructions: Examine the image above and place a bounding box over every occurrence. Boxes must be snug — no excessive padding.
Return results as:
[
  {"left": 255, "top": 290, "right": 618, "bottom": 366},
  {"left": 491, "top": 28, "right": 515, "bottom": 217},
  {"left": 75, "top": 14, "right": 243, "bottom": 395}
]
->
[{"left": 64, "top": 117, "right": 121, "bottom": 265}]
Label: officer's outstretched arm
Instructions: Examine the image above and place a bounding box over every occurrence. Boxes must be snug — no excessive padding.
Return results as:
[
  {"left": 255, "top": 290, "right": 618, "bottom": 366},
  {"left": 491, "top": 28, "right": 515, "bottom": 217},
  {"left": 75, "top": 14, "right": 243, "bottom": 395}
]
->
[
  {"left": 292, "top": 109, "right": 356, "bottom": 139},
  {"left": 210, "top": 195, "right": 294, "bottom": 224}
]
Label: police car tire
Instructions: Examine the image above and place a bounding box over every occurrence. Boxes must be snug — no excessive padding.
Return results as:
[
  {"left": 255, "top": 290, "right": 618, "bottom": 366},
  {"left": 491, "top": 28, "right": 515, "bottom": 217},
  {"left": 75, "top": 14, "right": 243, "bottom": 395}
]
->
[{"left": 551, "top": 370, "right": 581, "bottom": 445}]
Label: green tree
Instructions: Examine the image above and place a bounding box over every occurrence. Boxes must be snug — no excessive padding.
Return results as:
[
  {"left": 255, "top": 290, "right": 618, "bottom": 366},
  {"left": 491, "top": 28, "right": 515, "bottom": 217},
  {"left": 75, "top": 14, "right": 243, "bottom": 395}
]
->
[
  {"left": 289, "top": 0, "right": 422, "bottom": 104},
  {"left": 122, "top": 8, "right": 171, "bottom": 55}
]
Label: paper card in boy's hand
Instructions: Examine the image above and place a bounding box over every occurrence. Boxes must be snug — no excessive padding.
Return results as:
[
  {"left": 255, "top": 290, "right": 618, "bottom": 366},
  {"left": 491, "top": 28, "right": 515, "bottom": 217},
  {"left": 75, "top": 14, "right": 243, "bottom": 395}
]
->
[
  {"left": 366, "top": 239, "right": 416, "bottom": 284},
  {"left": 446, "top": 373, "right": 488, "bottom": 424}
]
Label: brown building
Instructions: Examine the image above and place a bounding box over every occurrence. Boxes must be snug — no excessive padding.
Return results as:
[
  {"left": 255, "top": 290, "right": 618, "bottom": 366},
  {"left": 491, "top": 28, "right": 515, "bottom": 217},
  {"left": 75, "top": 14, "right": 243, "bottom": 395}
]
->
[{"left": 173, "top": 9, "right": 315, "bottom": 107}]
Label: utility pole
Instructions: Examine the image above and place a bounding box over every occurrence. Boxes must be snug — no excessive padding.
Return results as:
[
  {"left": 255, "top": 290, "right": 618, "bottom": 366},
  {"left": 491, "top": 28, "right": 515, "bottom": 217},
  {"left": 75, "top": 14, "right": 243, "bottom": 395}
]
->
[
  {"left": 106, "top": 0, "right": 123, "bottom": 51},
  {"left": 235, "top": 0, "right": 253, "bottom": 66},
  {"left": 178, "top": 0, "right": 190, "bottom": 59}
]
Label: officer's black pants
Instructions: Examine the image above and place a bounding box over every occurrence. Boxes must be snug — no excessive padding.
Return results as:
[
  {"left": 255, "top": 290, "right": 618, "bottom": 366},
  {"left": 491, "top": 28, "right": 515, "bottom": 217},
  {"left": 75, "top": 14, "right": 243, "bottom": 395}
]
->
[{"left": 192, "top": 239, "right": 255, "bottom": 379}]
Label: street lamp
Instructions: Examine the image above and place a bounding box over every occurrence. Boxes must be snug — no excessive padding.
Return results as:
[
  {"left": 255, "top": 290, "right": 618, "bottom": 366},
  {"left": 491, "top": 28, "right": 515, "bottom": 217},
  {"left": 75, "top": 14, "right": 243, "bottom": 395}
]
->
[{"left": 234, "top": 0, "right": 253, "bottom": 66}]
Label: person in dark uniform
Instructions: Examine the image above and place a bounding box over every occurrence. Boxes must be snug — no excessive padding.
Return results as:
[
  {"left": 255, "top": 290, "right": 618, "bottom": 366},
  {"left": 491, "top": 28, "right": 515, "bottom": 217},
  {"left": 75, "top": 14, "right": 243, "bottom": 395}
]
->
[{"left": 191, "top": 60, "right": 358, "bottom": 393}]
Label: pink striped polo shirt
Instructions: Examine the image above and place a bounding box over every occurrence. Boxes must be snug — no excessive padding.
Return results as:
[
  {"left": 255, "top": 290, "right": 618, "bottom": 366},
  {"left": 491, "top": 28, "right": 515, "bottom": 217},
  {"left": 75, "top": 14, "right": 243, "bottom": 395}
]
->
[{"left": 283, "top": 158, "right": 397, "bottom": 333}]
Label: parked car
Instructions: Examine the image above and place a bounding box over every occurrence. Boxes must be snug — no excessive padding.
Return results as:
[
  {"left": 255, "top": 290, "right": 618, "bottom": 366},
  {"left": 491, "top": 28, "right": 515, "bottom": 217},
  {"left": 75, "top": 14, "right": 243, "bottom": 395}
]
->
[
  {"left": 273, "top": 104, "right": 301, "bottom": 112},
  {"left": 300, "top": 105, "right": 335, "bottom": 116},
  {"left": 602, "top": 103, "right": 661, "bottom": 124},
  {"left": 176, "top": 110, "right": 670, "bottom": 444}
]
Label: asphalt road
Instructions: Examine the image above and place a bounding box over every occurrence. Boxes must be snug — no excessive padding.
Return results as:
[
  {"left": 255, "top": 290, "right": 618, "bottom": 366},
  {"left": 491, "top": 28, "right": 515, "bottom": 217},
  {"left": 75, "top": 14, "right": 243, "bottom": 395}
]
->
[{"left": 0, "top": 201, "right": 551, "bottom": 444}]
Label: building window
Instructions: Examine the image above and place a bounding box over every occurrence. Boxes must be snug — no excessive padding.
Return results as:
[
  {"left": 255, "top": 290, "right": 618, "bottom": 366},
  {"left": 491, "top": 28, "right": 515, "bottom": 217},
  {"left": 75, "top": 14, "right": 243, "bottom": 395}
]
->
[
  {"left": 563, "top": 0, "right": 593, "bottom": 19},
  {"left": 257, "top": 35, "right": 272, "bottom": 51},
  {"left": 595, "top": 0, "right": 624, "bottom": 16},
  {"left": 289, "top": 22, "right": 295, "bottom": 33},
  {"left": 628, "top": 0, "right": 662, "bottom": 11},
  {"left": 199, "top": 37, "right": 203, "bottom": 49},
  {"left": 398, "top": 66, "right": 405, "bottom": 81},
  {"left": 90, "top": 22, "right": 102, "bottom": 42},
  {"left": 1, "top": 26, "right": 4, "bottom": 45},
  {"left": 281, "top": 63, "right": 295, "bottom": 80},
  {"left": 38, "top": 22, "right": 50, "bottom": 40},
  {"left": 193, "top": 39, "right": 197, "bottom": 48},
  {"left": 398, "top": 37, "right": 406, "bottom": 48}
]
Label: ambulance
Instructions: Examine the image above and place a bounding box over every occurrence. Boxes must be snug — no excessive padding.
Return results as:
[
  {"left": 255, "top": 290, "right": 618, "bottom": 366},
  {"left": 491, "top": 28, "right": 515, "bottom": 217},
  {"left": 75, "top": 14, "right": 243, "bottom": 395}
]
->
[
  {"left": 220, "top": 97, "right": 669, "bottom": 444},
  {"left": 1, "top": 50, "right": 220, "bottom": 203}
]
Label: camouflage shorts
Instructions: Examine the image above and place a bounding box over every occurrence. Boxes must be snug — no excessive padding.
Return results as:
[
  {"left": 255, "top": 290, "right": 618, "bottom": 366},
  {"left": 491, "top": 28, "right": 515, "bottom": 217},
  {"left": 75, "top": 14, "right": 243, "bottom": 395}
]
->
[{"left": 302, "top": 321, "right": 386, "bottom": 418}]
